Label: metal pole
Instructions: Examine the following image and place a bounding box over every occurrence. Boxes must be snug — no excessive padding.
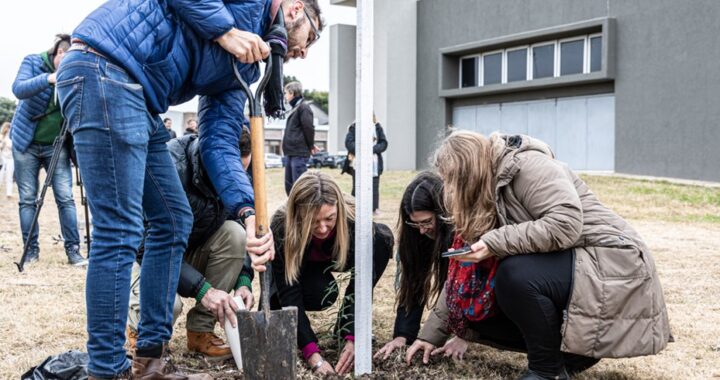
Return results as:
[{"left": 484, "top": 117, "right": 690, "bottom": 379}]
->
[{"left": 354, "top": 0, "right": 374, "bottom": 375}]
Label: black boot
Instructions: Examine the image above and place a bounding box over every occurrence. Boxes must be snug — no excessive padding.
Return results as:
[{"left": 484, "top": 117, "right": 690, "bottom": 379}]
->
[{"left": 517, "top": 367, "right": 569, "bottom": 380}]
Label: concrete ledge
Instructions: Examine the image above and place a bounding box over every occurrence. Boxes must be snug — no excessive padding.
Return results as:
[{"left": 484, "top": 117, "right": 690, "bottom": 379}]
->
[{"left": 580, "top": 171, "right": 720, "bottom": 189}]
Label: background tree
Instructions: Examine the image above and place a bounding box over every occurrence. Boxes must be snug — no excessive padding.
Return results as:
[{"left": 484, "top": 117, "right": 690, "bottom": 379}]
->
[
  {"left": 283, "top": 75, "right": 328, "bottom": 114},
  {"left": 0, "top": 97, "right": 17, "bottom": 124}
]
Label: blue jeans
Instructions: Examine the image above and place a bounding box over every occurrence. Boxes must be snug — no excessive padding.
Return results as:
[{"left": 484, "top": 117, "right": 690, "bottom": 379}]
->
[
  {"left": 284, "top": 155, "right": 308, "bottom": 195},
  {"left": 12, "top": 143, "right": 79, "bottom": 252},
  {"left": 57, "top": 50, "right": 192, "bottom": 378}
]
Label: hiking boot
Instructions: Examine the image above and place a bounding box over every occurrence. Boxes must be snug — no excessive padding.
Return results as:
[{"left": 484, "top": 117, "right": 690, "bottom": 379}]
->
[
  {"left": 88, "top": 367, "right": 132, "bottom": 380},
  {"left": 126, "top": 326, "right": 138, "bottom": 352},
  {"left": 132, "top": 345, "right": 212, "bottom": 379},
  {"left": 25, "top": 247, "right": 39, "bottom": 264},
  {"left": 67, "top": 245, "right": 88, "bottom": 266},
  {"left": 187, "top": 331, "right": 232, "bottom": 360}
]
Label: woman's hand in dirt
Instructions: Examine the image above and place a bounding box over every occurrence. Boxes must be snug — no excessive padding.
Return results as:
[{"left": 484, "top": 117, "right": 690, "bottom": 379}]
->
[
  {"left": 201, "top": 287, "right": 239, "bottom": 328},
  {"left": 308, "top": 353, "right": 335, "bottom": 376},
  {"left": 431, "top": 336, "right": 468, "bottom": 361},
  {"left": 234, "top": 286, "right": 254, "bottom": 310},
  {"left": 453, "top": 239, "right": 493, "bottom": 263},
  {"left": 335, "top": 341, "right": 355, "bottom": 375},
  {"left": 405, "top": 339, "right": 436, "bottom": 365},
  {"left": 374, "top": 336, "right": 407, "bottom": 360}
]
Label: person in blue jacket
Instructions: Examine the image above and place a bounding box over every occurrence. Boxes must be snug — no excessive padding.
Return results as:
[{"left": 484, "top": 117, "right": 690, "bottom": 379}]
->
[
  {"left": 10, "top": 34, "right": 86, "bottom": 267},
  {"left": 55, "top": 1, "right": 323, "bottom": 378}
]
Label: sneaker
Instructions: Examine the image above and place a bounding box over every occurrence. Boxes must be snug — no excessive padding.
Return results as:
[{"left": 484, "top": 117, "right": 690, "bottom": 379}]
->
[
  {"left": 67, "top": 246, "right": 88, "bottom": 266},
  {"left": 25, "top": 247, "right": 39, "bottom": 264},
  {"left": 187, "top": 331, "right": 232, "bottom": 360}
]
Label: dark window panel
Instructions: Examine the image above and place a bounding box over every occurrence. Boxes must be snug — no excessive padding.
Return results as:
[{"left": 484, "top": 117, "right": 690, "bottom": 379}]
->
[
  {"left": 590, "top": 36, "right": 602, "bottom": 72},
  {"left": 461, "top": 57, "right": 477, "bottom": 88},
  {"left": 533, "top": 44, "right": 554, "bottom": 79},
  {"left": 560, "top": 39, "right": 584, "bottom": 76},
  {"left": 483, "top": 53, "right": 502, "bottom": 85},
  {"left": 507, "top": 48, "right": 527, "bottom": 82}
]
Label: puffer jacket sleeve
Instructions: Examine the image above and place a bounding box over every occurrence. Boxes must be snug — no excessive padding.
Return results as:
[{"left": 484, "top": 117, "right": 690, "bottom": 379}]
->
[
  {"left": 482, "top": 153, "right": 583, "bottom": 258},
  {"left": 12, "top": 56, "right": 50, "bottom": 100},
  {"left": 198, "top": 90, "right": 255, "bottom": 217},
  {"left": 166, "top": 0, "right": 235, "bottom": 40}
]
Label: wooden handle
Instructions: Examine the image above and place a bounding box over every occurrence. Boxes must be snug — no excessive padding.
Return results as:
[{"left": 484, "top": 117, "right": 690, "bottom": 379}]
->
[{"left": 250, "top": 116, "right": 268, "bottom": 236}]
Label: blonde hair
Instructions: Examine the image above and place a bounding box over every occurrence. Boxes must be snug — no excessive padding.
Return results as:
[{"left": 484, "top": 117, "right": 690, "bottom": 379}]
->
[
  {"left": 431, "top": 130, "right": 497, "bottom": 242},
  {"left": 283, "top": 171, "right": 354, "bottom": 284},
  {"left": 0, "top": 122, "right": 10, "bottom": 138}
]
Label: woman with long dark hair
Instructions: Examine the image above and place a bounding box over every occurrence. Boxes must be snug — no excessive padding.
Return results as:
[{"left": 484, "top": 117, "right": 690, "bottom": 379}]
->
[{"left": 375, "top": 171, "right": 471, "bottom": 360}]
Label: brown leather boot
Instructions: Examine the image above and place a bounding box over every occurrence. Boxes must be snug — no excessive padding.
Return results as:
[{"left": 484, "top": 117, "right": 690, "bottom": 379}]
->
[
  {"left": 132, "top": 346, "right": 212, "bottom": 380},
  {"left": 186, "top": 331, "right": 232, "bottom": 360},
  {"left": 126, "top": 326, "right": 138, "bottom": 352}
]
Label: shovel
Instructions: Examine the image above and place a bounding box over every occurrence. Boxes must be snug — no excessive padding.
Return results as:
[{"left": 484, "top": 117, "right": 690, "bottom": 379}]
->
[{"left": 232, "top": 58, "right": 298, "bottom": 379}]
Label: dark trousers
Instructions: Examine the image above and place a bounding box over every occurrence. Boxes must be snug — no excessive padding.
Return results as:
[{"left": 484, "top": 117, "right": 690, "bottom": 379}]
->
[
  {"left": 284, "top": 156, "right": 308, "bottom": 195},
  {"left": 467, "top": 249, "right": 598, "bottom": 377},
  {"left": 350, "top": 175, "right": 380, "bottom": 211}
]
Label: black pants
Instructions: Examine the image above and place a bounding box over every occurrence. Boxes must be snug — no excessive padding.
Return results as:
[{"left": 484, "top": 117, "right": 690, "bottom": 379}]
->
[
  {"left": 467, "top": 249, "right": 598, "bottom": 377},
  {"left": 350, "top": 175, "right": 380, "bottom": 211},
  {"left": 284, "top": 156, "right": 309, "bottom": 195}
]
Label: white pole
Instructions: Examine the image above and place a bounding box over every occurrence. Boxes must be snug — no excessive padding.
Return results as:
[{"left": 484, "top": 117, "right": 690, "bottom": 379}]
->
[{"left": 354, "top": 0, "right": 374, "bottom": 376}]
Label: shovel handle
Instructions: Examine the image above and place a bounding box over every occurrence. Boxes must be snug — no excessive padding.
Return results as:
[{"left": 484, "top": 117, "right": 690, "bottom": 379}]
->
[{"left": 250, "top": 115, "right": 272, "bottom": 313}]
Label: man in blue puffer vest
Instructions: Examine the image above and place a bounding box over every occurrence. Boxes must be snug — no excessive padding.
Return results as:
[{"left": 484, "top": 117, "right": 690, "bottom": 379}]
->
[
  {"left": 10, "top": 34, "right": 86, "bottom": 267},
  {"left": 55, "top": 1, "right": 323, "bottom": 378}
]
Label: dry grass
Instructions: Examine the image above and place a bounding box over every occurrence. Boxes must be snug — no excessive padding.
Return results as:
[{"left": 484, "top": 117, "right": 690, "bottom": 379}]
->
[{"left": 1, "top": 169, "right": 719, "bottom": 379}]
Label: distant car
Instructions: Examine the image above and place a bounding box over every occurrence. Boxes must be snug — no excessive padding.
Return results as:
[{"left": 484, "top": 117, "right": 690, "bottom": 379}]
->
[
  {"left": 265, "top": 153, "right": 283, "bottom": 168},
  {"left": 334, "top": 151, "right": 348, "bottom": 169},
  {"left": 307, "top": 151, "right": 329, "bottom": 168}
]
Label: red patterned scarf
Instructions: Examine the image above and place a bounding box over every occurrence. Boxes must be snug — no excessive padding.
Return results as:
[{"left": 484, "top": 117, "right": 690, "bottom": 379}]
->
[{"left": 445, "top": 234, "right": 499, "bottom": 336}]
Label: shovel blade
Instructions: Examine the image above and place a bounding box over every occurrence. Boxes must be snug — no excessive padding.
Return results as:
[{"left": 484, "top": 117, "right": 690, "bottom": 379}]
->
[{"left": 236, "top": 306, "right": 298, "bottom": 379}]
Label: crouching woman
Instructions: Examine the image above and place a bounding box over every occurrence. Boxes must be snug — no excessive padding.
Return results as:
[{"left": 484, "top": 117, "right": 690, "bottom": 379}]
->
[
  {"left": 407, "top": 131, "right": 670, "bottom": 380},
  {"left": 271, "top": 171, "right": 393, "bottom": 376}
]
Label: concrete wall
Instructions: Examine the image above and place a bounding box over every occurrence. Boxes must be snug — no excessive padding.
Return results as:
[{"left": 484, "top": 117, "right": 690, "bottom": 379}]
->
[
  {"left": 416, "top": 0, "right": 720, "bottom": 182},
  {"left": 329, "top": 24, "right": 357, "bottom": 153}
]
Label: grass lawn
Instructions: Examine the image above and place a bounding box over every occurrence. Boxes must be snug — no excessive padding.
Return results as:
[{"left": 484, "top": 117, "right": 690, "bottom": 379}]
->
[{"left": 1, "top": 168, "right": 719, "bottom": 379}]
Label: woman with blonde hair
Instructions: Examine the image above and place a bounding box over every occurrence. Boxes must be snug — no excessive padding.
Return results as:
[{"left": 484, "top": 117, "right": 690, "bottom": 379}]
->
[
  {"left": 271, "top": 171, "right": 393, "bottom": 376},
  {"left": 0, "top": 122, "right": 13, "bottom": 198},
  {"left": 407, "top": 130, "right": 670, "bottom": 380}
]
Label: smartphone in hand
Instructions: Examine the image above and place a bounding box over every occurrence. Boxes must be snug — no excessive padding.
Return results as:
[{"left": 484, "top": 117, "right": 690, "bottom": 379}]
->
[{"left": 441, "top": 246, "right": 472, "bottom": 258}]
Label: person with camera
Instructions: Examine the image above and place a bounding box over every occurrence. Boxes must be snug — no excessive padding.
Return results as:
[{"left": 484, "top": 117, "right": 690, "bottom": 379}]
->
[
  {"left": 55, "top": 0, "right": 324, "bottom": 378},
  {"left": 11, "top": 33, "right": 86, "bottom": 266}
]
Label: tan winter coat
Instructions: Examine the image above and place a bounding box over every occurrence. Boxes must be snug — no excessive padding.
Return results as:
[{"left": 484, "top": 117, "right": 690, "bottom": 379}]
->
[{"left": 418, "top": 134, "right": 670, "bottom": 358}]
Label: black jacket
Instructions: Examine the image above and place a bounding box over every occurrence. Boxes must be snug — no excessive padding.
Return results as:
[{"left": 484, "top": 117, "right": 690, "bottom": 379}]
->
[
  {"left": 138, "top": 135, "right": 253, "bottom": 299},
  {"left": 271, "top": 209, "right": 394, "bottom": 349},
  {"left": 281, "top": 99, "right": 315, "bottom": 157},
  {"left": 343, "top": 122, "right": 388, "bottom": 176}
]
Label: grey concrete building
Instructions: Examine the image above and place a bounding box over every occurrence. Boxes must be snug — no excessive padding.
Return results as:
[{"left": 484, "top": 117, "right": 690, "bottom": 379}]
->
[{"left": 330, "top": 0, "right": 720, "bottom": 182}]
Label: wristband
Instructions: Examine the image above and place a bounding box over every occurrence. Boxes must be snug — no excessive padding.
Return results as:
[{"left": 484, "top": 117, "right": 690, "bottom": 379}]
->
[
  {"left": 195, "top": 282, "right": 212, "bottom": 303},
  {"left": 312, "top": 358, "right": 325, "bottom": 372},
  {"left": 238, "top": 208, "right": 255, "bottom": 224}
]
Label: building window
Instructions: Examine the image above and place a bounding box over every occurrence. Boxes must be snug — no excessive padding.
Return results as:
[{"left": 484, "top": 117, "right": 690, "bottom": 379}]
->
[
  {"left": 482, "top": 51, "right": 502, "bottom": 85},
  {"left": 589, "top": 35, "right": 602, "bottom": 72},
  {"left": 532, "top": 43, "right": 555, "bottom": 79},
  {"left": 460, "top": 56, "right": 478, "bottom": 88},
  {"left": 560, "top": 38, "right": 585, "bottom": 76},
  {"left": 506, "top": 48, "right": 528, "bottom": 82}
]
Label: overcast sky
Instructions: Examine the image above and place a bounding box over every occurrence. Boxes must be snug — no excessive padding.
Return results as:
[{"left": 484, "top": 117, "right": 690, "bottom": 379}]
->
[{"left": 0, "top": 0, "right": 356, "bottom": 106}]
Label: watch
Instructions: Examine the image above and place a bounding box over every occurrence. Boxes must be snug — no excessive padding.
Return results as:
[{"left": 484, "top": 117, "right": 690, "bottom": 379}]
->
[{"left": 238, "top": 208, "right": 255, "bottom": 224}]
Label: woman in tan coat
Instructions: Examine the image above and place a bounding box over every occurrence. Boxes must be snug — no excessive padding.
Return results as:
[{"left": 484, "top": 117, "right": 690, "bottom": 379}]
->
[{"left": 406, "top": 131, "right": 670, "bottom": 380}]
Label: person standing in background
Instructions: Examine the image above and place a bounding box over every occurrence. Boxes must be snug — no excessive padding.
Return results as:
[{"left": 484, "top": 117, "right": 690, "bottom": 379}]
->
[
  {"left": 344, "top": 114, "right": 387, "bottom": 216},
  {"left": 281, "top": 80, "right": 316, "bottom": 195},
  {"left": 184, "top": 118, "right": 198, "bottom": 136},
  {"left": 0, "top": 122, "right": 14, "bottom": 199},
  {"left": 163, "top": 118, "right": 177, "bottom": 139},
  {"left": 10, "top": 33, "right": 86, "bottom": 266}
]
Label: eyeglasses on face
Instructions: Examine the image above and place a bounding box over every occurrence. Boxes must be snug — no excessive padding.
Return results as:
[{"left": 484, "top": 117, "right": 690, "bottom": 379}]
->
[{"left": 303, "top": 8, "right": 320, "bottom": 48}]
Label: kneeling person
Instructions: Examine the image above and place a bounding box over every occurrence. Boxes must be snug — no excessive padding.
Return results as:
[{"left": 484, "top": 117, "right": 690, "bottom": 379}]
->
[{"left": 127, "top": 129, "right": 255, "bottom": 360}]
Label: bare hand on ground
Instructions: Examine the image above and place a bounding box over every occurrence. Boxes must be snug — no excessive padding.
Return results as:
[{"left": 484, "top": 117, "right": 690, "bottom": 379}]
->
[
  {"left": 375, "top": 336, "right": 407, "bottom": 360},
  {"left": 244, "top": 215, "right": 275, "bottom": 272},
  {"left": 405, "top": 339, "right": 436, "bottom": 365},
  {"left": 216, "top": 28, "right": 270, "bottom": 63},
  {"left": 308, "top": 353, "right": 335, "bottom": 376},
  {"left": 431, "top": 336, "right": 469, "bottom": 361},
  {"left": 201, "top": 287, "right": 239, "bottom": 327},
  {"left": 335, "top": 341, "right": 355, "bottom": 375}
]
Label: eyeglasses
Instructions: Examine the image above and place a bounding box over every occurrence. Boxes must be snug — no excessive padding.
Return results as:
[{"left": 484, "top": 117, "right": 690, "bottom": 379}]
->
[
  {"left": 405, "top": 218, "right": 435, "bottom": 230},
  {"left": 303, "top": 8, "right": 320, "bottom": 48}
]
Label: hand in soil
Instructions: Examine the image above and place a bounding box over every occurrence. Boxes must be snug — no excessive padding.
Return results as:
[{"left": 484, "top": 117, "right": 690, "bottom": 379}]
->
[
  {"left": 374, "top": 336, "right": 407, "bottom": 360},
  {"left": 308, "top": 353, "right": 336, "bottom": 376},
  {"left": 431, "top": 336, "right": 468, "bottom": 361},
  {"left": 335, "top": 341, "right": 355, "bottom": 375},
  {"left": 406, "top": 339, "right": 436, "bottom": 365}
]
